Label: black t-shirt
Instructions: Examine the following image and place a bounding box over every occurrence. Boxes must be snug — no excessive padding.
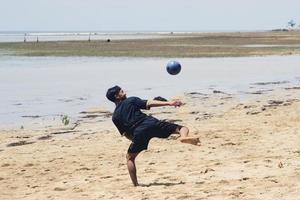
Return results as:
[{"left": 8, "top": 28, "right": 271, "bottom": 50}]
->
[{"left": 112, "top": 97, "right": 149, "bottom": 135}]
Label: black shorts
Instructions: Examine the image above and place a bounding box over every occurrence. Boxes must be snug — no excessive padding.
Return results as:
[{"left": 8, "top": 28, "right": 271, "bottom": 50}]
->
[{"left": 127, "top": 117, "right": 182, "bottom": 153}]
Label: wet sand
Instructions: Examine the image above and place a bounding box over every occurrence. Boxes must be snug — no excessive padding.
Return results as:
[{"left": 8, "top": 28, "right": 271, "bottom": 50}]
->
[{"left": 0, "top": 85, "right": 299, "bottom": 200}]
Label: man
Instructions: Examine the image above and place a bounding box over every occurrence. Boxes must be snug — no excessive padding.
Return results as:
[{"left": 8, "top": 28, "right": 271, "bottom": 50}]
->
[{"left": 106, "top": 85, "right": 200, "bottom": 186}]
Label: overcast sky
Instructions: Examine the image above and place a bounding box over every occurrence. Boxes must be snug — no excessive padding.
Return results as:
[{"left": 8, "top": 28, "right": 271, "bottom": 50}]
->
[{"left": 1, "top": 0, "right": 299, "bottom": 31}]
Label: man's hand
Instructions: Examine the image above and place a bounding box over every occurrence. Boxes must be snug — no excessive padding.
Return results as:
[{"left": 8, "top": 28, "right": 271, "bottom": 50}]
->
[{"left": 169, "top": 100, "right": 183, "bottom": 107}]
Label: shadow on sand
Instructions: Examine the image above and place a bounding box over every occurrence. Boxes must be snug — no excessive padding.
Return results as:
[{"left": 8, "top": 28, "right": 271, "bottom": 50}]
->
[{"left": 140, "top": 181, "right": 185, "bottom": 187}]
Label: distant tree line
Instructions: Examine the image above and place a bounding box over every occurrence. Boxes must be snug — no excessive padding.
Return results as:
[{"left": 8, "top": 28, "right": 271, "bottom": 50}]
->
[{"left": 287, "top": 19, "right": 298, "bottom": 29}]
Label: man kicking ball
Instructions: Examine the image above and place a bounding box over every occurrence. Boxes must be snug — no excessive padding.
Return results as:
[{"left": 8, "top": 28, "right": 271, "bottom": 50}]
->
[{"left": 106, "top": 85, "right": 200, "bottom": 186}]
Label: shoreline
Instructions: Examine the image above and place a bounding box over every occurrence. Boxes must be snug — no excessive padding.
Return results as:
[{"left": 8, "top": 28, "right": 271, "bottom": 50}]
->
[
  {"left": 1, "top": 55, "right": 299, "bottom": 129},
  {"left": 1, "top": 31, "right": 300, "bottom": 57},
  {"left": 1, "top": 81, "right": 299, "bottom": 130}
]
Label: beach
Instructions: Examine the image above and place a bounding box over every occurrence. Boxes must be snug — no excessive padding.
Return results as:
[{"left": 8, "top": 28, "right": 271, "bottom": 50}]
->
[
  {"left": 0, "top": 84, "right": 300, "bottom": 200},
  {"left": 2, "top": 0, "right": 300, "bottom": 196},
  {"left": 0, "top": 31, "right": 300, "bottom": 199}
]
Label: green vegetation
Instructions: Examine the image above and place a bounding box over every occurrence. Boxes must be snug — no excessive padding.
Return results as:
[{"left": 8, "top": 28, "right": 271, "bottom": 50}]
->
[
  {"left": 61, "top": 115, "right": 70, "bottom": 126},
  {"left": 1, "top": 31, "right": 300, "bottom": 57}
]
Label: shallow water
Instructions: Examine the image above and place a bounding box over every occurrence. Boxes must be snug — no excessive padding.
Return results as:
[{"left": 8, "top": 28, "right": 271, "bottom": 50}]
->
[{"left": 0, "top": 55, "right": 299, "bottom": 126}]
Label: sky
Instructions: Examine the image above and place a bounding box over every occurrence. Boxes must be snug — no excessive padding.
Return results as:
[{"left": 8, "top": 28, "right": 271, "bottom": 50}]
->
[{"left": 1, "top": 0, "right": 300, "bottom": 31}]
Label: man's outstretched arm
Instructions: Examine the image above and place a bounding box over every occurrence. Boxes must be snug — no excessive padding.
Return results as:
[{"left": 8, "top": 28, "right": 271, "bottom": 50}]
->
[{"left": 147, "top": 100, "right": 183, "bottom": 108}]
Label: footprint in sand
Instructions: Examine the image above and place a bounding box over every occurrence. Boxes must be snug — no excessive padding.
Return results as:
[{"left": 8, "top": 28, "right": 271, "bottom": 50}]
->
[
  {"left": 100, "top": 175, "right": 113, "bottom": 179},
  {"left": 76, "top": 167, "right": 91, "bottom": 171},
  {"left": 278, "top": 162, "right": 284, "bottom": 168},
  {"left": 269, "top": 179, "right": 279, "bottom": 183},
  {"left": 73, "top": 187, "right": 84, "bottom": 193},
  {"left": 54, "top": 187, "right": 67, "bottom": 191},
  {"left": 203, "top": 168, "right": 215, "bottom": 174},
  {"left": 177, "top": 194, "right": 193, "bottom": 199},
  {"left": 24, "top": 163, "right": 34, "bottom": 167},
  {"left": 239, "top": 177, "right": 250, "bottom": 181},
  {"left": 230, "top": 191, "right": 244, "bottom": 198},
  {"left": 219, "top": 180, "right": 229, "bottom": 184}
]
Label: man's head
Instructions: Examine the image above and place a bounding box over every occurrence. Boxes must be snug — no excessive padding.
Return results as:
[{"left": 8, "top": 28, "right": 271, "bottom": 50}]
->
[{"left": 106, "top": 85, "right": 126, "bottom": 103}]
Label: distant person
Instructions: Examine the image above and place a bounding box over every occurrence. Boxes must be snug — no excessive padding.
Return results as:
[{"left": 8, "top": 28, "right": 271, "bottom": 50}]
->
[{"left": 106, "top": 86, "right": 200, "bottom": 186}]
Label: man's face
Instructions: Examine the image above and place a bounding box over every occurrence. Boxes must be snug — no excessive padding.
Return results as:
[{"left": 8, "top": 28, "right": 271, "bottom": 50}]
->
[{"left": 115, "top": 89, "right": 126, "bottom": 101}]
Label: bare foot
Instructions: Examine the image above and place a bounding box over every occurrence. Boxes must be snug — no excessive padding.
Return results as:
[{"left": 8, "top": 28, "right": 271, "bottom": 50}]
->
[{"left": 179, "top": 137, "right": 200, "bottom": 146}]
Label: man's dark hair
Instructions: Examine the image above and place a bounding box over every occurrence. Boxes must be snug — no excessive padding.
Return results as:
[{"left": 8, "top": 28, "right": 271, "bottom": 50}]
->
[{"left": 106, "top": 85, "right": 121, "bottom": 102}]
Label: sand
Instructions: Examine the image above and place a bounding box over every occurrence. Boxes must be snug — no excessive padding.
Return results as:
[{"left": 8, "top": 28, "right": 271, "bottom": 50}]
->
[{"left": 0, "top": 87, "right": 300, "bottom": 200}]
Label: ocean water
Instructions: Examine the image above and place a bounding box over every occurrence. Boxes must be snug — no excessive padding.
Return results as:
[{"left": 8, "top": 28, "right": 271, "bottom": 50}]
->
[{"left": 0, "top": 55, "right": 299, "bottom": 126}]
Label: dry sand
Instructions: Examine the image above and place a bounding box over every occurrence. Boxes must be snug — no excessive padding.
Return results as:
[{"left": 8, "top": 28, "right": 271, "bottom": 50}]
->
[{"left": 0, "top": 87, "right": 299, "bottom": 200}]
